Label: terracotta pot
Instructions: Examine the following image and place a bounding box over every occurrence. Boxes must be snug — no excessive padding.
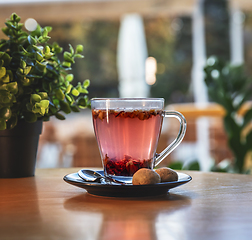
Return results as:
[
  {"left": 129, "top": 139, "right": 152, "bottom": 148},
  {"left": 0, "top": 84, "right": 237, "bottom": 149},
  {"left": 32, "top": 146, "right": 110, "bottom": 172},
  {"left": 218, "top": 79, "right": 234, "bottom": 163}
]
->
[{"left": 0, "top": 120, "right": 43, "bottom": 178}]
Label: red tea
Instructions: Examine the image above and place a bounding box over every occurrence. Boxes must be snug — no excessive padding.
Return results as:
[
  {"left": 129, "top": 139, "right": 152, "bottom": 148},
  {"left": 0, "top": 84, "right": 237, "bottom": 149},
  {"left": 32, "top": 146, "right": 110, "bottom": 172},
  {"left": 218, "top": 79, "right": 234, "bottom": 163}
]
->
[{"left": 92, "top": 109, "right": 163, "bottom": 176}]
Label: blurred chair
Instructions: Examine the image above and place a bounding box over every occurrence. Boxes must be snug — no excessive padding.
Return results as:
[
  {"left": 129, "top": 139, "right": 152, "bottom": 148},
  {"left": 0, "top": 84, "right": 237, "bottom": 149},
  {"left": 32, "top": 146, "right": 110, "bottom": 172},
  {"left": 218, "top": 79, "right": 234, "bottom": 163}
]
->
[
  {"left": 38, "top": 114, "right": 102, "bottom": 168},
  {"left": 37, "top": 121, "right": 64, "bottom": 168},
  {"left": 70, "top": 134, "right": 101, "bottom": 168},
  {"left": 165, "top": 102, "right": 252, "bottom": 168}
]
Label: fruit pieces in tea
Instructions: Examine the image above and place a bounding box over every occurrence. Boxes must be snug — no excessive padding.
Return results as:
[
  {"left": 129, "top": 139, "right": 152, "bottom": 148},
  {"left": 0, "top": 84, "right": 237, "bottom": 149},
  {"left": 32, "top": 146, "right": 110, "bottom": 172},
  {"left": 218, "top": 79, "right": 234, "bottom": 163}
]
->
[
  {"left": 104, "top": 154, "right": 152, "bottom": 176},
  {"left": 92, "top": 109, "right": 163, "bottom": 121}
]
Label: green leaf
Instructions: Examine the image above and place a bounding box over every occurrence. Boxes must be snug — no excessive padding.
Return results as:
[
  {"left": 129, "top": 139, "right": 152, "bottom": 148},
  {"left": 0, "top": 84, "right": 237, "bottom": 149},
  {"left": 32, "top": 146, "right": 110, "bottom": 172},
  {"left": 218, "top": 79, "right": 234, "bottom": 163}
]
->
[
  {"left": 44, "top": 26, "right": 52, "bottom": 33},
  {"left": 1, "top": 74, "right": 9, "bottom": 83},
  {"left": 65, "top": 94, "right": 74, "bottom": 103},
  {"left": 38, "top": 36, "right": 50, "bottom": 43},
  {"left": 52, "top": 98, "right": 59, "bottom": 106},
  {"left": 0, "top": 84, "right": 7, "bottom": 90},
  {"left": 0, "top": 90, "right": 12, "bottom": 103},
  {"left": 77, "top": 97, "right": 87, "bottom": 108},
  {"left": 45, "top": 45, "right": 50, "bottom": 54},
  {"left": 70, "top": 105, "right": 80, "bottom": 112},
  {"left": 7, "top": 82, "right": 18, "bottom": 94},
  {"left": 80, "top": 88, "right": 89, "bottom": 94},
  {"left": 10, "top": 13, "right": 21, "bottom": 23},
  {"left": 59, "top": 75, "right": 65, "bottom": 83},
  {"left": 17, "top": 68, "right": 24, "bottom": 75},
  {"left": 62, "top": 61, "right": 71, "bottom": 68},
  {"left": 32, "top": 102, "right": 48, "bottom": 115},
  {"left": 59, "top": 100, "right": 71, "bottom": 114},
  {"left": 76, "top": 44, "right": 83, "bottom": 53},
  {"left": 52, "top": 42, "right": 62, "bottom": 53},
  {"left": 35, "top": 61, "right": 47, "bottom": 72},
  {"left": 33, "top": 45, "right": 43, "bottom": 54},
  {"left": 69, "top": 44, "right": 74, "bottom": 55},
  {"left": 17, "top": 23, "right": 23, "bottom": 31},
  {"left": 74, "top": 54, "right": 84, "bottom": 58},
  {"left": 42, "top": 28, "right": 48, "bottom": 37},
  {"left": 77, "top": 83, "right": 82, "bottom": 92},
  {"left": 32, "top": 103, "right": 42, "bottom": 114},
  {"left": 5, "top": 22, "right": 16, "bottom": 30},
  {"left": 39, "top": 100, "right": 49, "bottom": 108},
  {"left": 2, "top": 27, "right": 10, "bottom": 37},
  {"left": 40, "top": 107, "right": 46, "bottom": 115},
  {"left": 20, "top": 59, "right": 26, "bottom": 68},
  {"left": 55, "top": 112, "right": 65, "bottom": 120},
  {"left": 71, "top": 88, "right": 79, "bottom": 97},
  {"left": 21, "top": 77, "right": 31, "bottom": 86},
  {"left": 83, "top": 79, "right": 90, "bottom": 88},
  {"left": 0, "top": 107, "right": 11, "bottom": 120},
  {"left": 49, "top": 103, "right": 58, "bottom": 114},
  {"left": 0, "top": 52, "right": 11, "bottom": 66},
  {"left": 38, "top": 92, "right": 48, "bottom": 100},
  {"left": 0, "top": 67, "right": 6, "bottom": 78},
  {"left": 27, "top": 35, "right": 37, "bottom": 45},
  {"left": 44, "top": 52, "right": 54, "bottom": 59},
  {"left": 36, "top": 52, "right": 44, "bottom": 61},
  {"left": 6, "top": 70, "right": 13, "bottom": 82},
  {"left": 63, "top": 52, "right": 74, "bottom": 63},
  {"left": 55, "top": 89, "right": 65, "bottom": 101},
  {"left": 17, "top": 35, "right": 28, "bottom": 44},
  {"left": 66, "top": 74, "right": 74, "bottom": 82},
  {"left": 24, "top": 66, "right": 32, "bottom": 75},
  {"left": 66, "top": 84, "right": 72, "bottom": 94},
  {"left": 31, "top": 94, "right": 42, "bottom": 103}
]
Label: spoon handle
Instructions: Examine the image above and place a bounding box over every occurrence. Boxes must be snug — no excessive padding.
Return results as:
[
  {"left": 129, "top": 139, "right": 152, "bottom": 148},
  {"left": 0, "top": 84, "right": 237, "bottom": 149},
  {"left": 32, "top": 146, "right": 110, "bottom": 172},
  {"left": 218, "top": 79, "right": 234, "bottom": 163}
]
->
[
  {"left": 78, "top": 169, "right": 127, "bottom": 185},
  {"left": 105, "top": 176, "right": 126, "bottom": 185}
]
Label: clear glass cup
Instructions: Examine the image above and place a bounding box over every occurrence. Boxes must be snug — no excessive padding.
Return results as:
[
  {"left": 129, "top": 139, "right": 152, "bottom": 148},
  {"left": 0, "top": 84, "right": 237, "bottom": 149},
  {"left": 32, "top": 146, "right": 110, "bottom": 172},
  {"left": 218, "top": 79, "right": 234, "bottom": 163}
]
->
[{"left": 91, "top": 98, "right": 186, "bottom": 182}]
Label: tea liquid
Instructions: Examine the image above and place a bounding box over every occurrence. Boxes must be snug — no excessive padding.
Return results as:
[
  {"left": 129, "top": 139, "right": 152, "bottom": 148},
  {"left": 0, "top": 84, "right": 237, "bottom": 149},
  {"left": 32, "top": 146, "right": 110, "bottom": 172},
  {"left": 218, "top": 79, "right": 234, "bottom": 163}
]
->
[{"left": 92, "top": 109, "right": 163, "bottom": 176}]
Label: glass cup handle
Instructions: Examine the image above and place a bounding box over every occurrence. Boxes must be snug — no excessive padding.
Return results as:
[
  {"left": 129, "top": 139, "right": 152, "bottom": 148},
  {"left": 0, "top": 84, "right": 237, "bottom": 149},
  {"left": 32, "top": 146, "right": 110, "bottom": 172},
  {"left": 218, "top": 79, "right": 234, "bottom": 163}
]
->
[{"left": 154, "top": 111, "right": 187, "bottom": 167}]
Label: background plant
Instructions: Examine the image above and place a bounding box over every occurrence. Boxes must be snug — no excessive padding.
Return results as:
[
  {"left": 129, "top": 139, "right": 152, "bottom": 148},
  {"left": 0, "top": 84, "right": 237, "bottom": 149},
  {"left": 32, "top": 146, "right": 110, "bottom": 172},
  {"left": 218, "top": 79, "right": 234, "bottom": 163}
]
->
[
  {"left": 204, "top": 56, "right": 252, "bottom": 173},
  {"left": 0, "top": 13, "right": 89, "bottom": 130}
]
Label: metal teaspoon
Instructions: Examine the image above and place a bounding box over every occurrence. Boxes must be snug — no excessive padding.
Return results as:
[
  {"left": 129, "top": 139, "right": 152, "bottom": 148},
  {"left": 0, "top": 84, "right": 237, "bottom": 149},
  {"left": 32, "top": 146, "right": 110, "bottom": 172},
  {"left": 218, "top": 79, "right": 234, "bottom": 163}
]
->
[{"left": 78, "top": 169, "right": 126, "bottom": 185}]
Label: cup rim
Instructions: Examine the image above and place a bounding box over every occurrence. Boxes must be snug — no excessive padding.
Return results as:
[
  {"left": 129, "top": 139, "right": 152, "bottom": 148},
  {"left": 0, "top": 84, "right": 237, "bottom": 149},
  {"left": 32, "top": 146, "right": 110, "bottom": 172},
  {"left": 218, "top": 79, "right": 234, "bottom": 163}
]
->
[{"left": 91, "top": 98, "right": 164, "bottom": 101}]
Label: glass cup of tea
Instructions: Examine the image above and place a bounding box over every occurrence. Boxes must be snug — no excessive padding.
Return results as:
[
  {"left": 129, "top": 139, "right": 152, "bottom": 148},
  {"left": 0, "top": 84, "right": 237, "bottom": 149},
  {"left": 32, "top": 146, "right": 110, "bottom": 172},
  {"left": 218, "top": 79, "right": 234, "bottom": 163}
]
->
[{"left": 91, "top": 98, "right": 186, "bottom": 183}]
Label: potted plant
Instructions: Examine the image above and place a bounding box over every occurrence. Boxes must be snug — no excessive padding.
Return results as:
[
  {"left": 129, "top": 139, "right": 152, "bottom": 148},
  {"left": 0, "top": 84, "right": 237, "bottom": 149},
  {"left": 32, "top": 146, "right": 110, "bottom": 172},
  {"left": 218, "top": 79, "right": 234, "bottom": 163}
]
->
[
  {"left": 204, "top": 56, "right": 252, "bottom": 174},
  {"left": 0, "top": 13, "right": 90, "bottom": 178}
]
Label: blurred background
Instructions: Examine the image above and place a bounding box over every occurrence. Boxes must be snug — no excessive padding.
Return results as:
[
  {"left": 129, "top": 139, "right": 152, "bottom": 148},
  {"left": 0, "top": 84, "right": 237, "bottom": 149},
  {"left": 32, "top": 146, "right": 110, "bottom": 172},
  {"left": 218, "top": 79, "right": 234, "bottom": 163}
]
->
[{"left": 1, "top": 0, "right": 252, "bottom": 172}]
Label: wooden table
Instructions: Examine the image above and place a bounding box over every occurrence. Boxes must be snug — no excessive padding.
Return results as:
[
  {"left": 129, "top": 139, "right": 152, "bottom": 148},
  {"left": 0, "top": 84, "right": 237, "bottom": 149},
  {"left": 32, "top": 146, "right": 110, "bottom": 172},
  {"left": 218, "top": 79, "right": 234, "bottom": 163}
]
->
[{"left": 1, "top": 168, "right": 252, "bottom": 240}]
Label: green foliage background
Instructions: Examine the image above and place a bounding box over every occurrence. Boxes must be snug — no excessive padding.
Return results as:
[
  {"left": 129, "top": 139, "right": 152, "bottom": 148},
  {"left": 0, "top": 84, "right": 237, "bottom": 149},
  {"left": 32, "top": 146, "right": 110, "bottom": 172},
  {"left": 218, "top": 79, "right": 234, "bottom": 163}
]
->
[{"left": 33, "top": 16, "right": 193, "bottom": 104}]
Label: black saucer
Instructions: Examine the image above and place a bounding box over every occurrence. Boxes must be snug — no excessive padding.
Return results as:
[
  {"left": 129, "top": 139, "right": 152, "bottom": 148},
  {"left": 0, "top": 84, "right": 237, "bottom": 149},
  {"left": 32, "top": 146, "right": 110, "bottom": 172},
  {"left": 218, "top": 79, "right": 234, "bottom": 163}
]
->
[{"left": 63, "top": 170, "right": 192, "bottom": 198}]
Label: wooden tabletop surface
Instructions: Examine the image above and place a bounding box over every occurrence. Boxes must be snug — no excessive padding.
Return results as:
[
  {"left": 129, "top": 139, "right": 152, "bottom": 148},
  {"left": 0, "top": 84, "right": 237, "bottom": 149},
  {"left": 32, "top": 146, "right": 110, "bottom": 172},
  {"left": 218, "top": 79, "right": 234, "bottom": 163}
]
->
[{"left": 1, "top": 168, "right": 252, "bottom": 240}]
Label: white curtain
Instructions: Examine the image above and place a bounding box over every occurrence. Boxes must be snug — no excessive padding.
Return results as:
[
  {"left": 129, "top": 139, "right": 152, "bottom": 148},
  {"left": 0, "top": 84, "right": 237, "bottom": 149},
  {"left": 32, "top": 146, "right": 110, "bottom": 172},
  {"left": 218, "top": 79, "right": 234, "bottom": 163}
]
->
[
  {"left": 192, "top": 0, "right": 211, "bottom": 171},
  {"left": 117, "top": 13, "right": 149, "bottom": 98},
  {"left": 230, "top": 7, "right": 244, "bottom": 65}
]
